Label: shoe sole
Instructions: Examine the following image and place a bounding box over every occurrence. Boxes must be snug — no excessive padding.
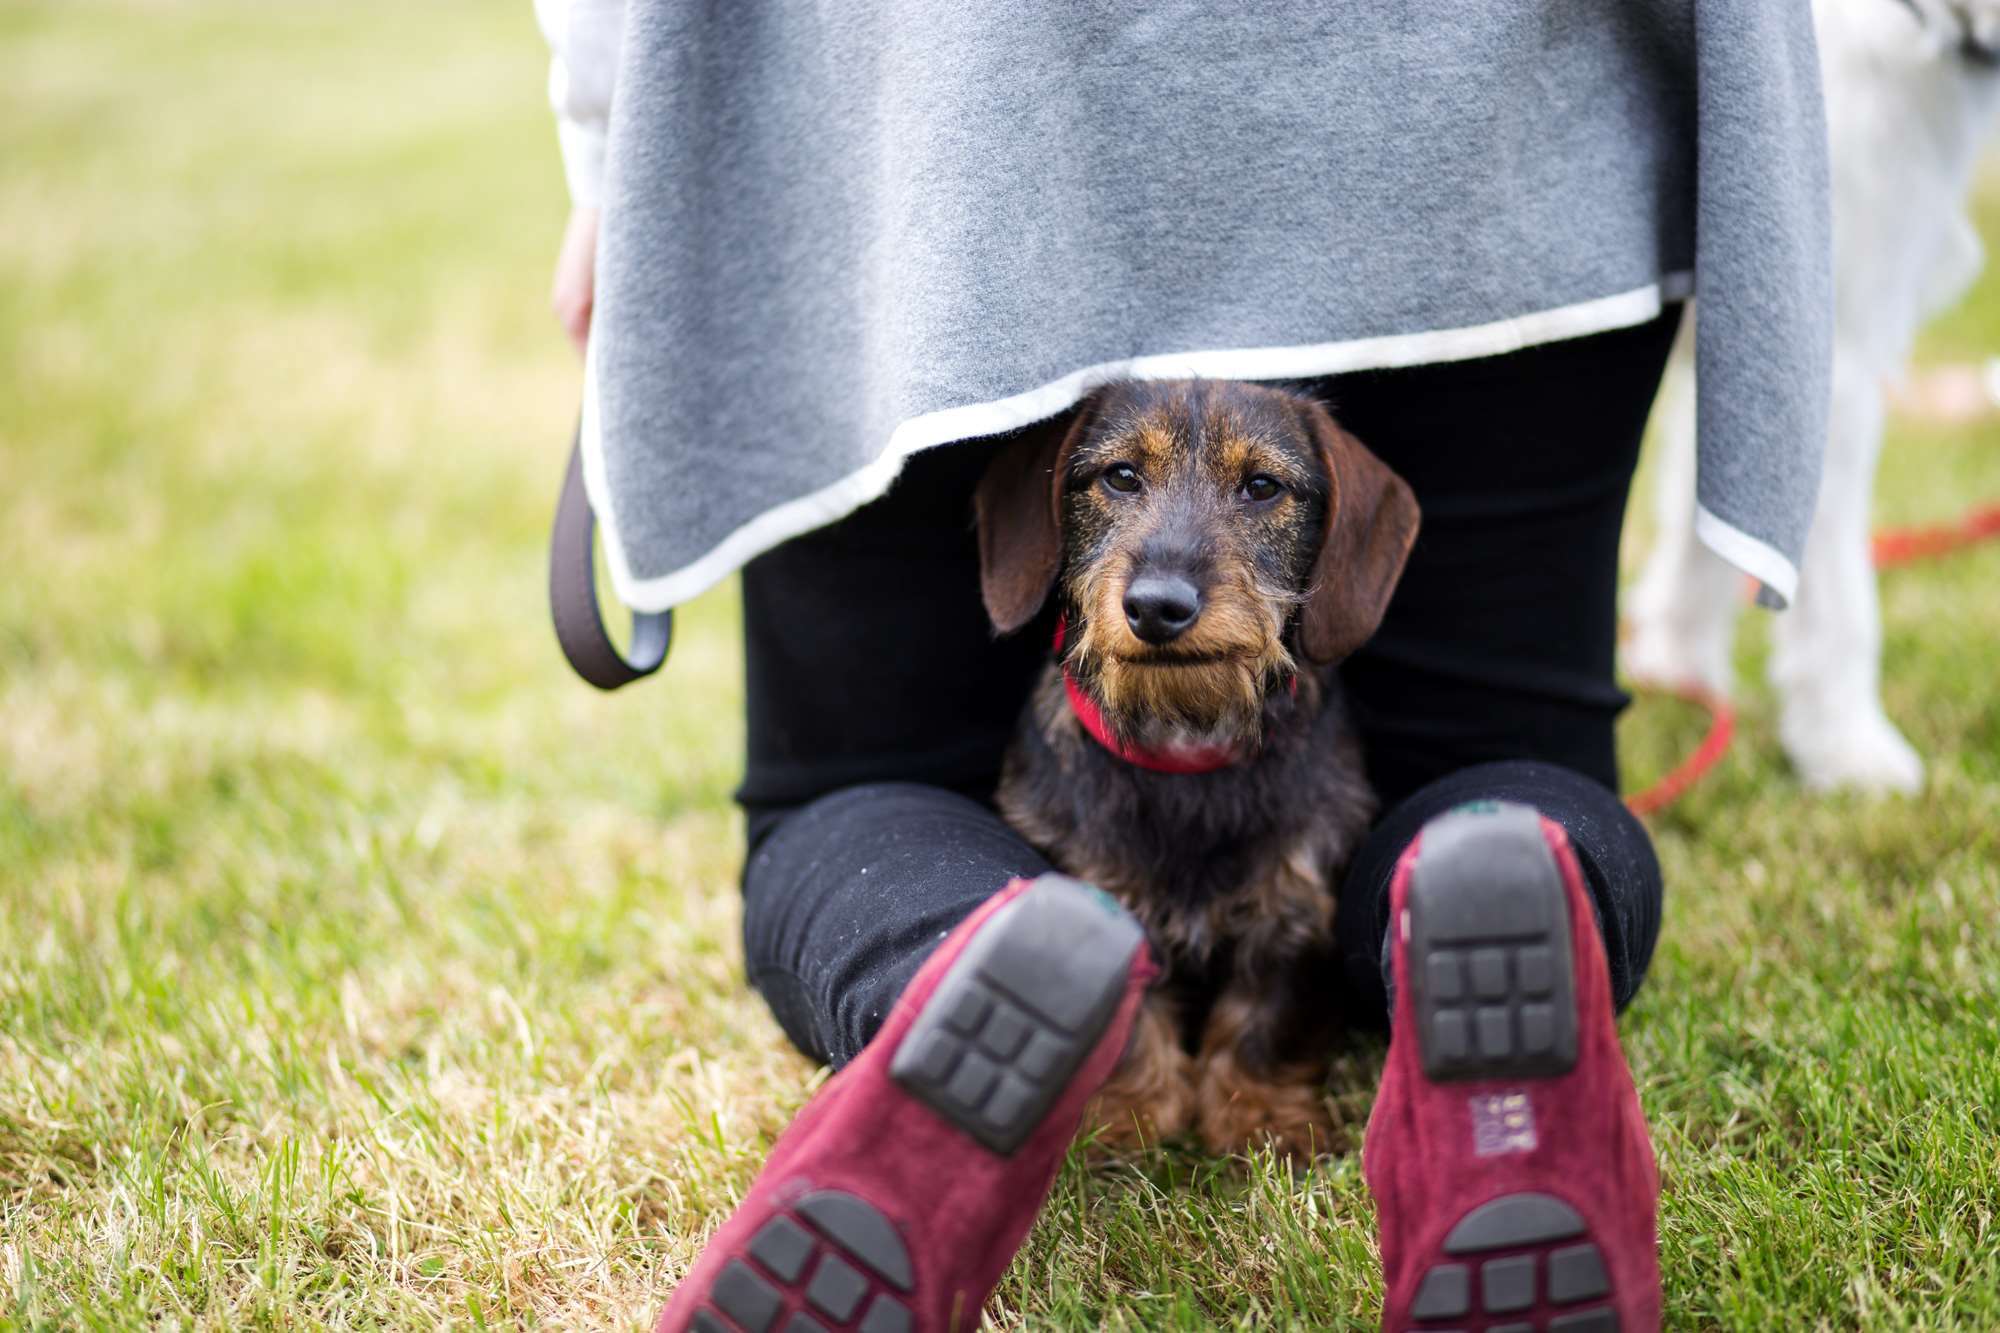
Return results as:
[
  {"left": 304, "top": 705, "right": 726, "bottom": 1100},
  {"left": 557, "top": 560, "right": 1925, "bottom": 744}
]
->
[
  {"left": 1396, "top": 802, "right": 1622, "bottom": 1333},
  {"left": 696, "top": 1193, "right": 916, "bottom": 1333},
  {"left": 889, "top": 873, "right": 1146, "bottom": 1154},
  {"left": 1407, "top": 801, "right": 1578, "bottom": 1083},
  {"left": 689, "top": 875, "right": 1145, "bottom": 1333}
]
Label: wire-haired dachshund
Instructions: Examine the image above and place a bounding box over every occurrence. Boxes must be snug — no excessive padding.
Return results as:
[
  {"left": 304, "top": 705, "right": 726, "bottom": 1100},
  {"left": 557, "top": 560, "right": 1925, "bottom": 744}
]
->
[{"left": 974, "top": 379, "right": 1420, "bottom": 1156}]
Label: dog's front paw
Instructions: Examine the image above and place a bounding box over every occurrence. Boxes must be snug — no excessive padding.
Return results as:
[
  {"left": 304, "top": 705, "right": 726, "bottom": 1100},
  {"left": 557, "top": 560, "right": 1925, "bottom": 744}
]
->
[
  {"left": 1193, "top": 1051, "right": 1336, "bottom": 1161},
  {"left": 1083, "top": 997, "right": 1194, "bottom": 1152},
  {"left": 1781, "top": 701, "right": 1926, "bottom": 794}
]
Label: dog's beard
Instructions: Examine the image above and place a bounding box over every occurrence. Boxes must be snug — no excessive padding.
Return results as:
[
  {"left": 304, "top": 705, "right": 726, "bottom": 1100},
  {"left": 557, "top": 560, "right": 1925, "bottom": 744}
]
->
[
  {"left": 1097, "top": 655, "right": 1273, "bottom": 745},
  {"left": 1069, "top": 571, "right": 1298, "bottom": 748}
]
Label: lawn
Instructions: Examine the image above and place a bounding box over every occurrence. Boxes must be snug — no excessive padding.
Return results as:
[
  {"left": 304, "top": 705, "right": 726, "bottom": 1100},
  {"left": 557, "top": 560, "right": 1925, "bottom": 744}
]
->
[{"left": 3, "top": 3, "right": 1998, "bottom": 1328}]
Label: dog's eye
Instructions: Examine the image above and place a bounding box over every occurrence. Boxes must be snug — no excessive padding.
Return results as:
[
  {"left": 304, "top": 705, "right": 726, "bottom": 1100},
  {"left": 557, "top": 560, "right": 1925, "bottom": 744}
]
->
[
  {"left": 1240, "top": 474, "right": 1284, "bottom": 503},
  {"left": 1101, "top": 463, "right": 1143, "bottom": 495}
]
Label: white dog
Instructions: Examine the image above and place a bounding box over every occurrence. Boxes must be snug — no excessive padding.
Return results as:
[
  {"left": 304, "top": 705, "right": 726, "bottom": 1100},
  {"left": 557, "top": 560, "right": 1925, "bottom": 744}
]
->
[{"left": 1626, "top": 0, "right": 2000, "bottom": 793}]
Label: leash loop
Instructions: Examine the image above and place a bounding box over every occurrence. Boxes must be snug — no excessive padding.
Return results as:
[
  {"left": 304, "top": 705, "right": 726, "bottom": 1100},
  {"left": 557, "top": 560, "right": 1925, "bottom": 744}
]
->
[{"left": 549, "top": 424, "right": 671, "bottom": 690}]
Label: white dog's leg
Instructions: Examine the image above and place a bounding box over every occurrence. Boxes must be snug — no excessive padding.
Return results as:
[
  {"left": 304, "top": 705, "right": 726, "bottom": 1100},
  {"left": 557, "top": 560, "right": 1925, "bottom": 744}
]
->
[
  {"left": 1624, "top": 314, "right": 1742, "bottom": 697},
  {"left": 1770, "top": 355, "right": 1925, "bottom": 793}
]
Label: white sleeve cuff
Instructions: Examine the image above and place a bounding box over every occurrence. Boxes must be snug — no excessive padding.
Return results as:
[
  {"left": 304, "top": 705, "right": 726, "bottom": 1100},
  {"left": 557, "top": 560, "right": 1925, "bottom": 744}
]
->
[
  {"left": 556, "top": 117, "right": 608, "bottom": 209},
  {"left": 1694, "top": 504, "right": 1799, "bottom": 611}
]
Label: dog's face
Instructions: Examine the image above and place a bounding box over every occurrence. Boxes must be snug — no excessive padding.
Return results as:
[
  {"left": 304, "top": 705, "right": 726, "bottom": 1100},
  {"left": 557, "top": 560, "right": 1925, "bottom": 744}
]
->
[
  {"left": 1055, "top": 383, "right": 1329, "bottom": 740},
  {"left": 976, "top": 380, "right": 1419, "bottom": 744}
]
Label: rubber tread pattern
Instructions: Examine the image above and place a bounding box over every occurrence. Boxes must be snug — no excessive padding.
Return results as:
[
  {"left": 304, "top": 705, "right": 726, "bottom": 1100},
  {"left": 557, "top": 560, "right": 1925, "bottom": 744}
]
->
[
  {"left": 701, "top": 1192, "right": 914, "bottom": 1333},
  {"left": 794, "top": 1192, "right": 914, "bottom": 1290},
  {"left": 1548, "top": 1243, "right": 1612, "bottom": 1304},
  {"left": 1409, "top": 1263, "right": 1471, "bottom": 1319},
  {"left": 1409, "top": 803, "right": 1579, "bottom": 1081},
  {"left": 746, "top": 1216, "right": 815, "bottom": 1283},
  {"left": 888, "top": 876, "right": 1143, "bottom": 1153},
  {"left": 1404, "top": 1194, "right": 1618, "bottom": 1333},
  {"left": 803, "top": 1253, "right": 868, "bottom": 1321},
  {"left": 1481, "top": 1254, "right": 1537, "bottom": 1312},
  {"left": 857, "top": 1297, "right": 914, "bottom": 1333},
  {"left": 1444, "top": 1194, "right": 1587, "bottom": 1253},
  {"left": 711, "top": 1259, "right": 783, "bottom": 1332}
]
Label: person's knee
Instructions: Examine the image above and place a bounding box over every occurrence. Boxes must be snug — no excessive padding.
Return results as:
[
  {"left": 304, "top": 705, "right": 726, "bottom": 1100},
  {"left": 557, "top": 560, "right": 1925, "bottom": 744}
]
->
[
  {"left": 738, "top": 780, "right": 1050, "bottom": 1062},
  {"left": 744, "top": 781, "right": 1002, "bottom": 861},
  {"left": 1432, "top": 763, "right": 1661, "bottom": 1011},
  {"left": 740, "top": 783, "right": 984, "bottom": 1064},
  {"left": 1341, "top": 759, "right": 1663, "bottom": 1015},
  {"left": 743, "top": 782, "right": 967, "bottom": 920}
]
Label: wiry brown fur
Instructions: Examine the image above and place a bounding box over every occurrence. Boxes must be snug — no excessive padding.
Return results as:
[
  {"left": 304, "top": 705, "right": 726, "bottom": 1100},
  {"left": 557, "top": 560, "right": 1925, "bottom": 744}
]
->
[
  {"left": 1196, "top": 988, "right": 1339, "bottom": 1158},
  {"left": 978, "top": 380, "right": 1419, "bottom": 1158},
  {"left": 1083, "top": 995, "right": 1195, "bottom": 1150}
]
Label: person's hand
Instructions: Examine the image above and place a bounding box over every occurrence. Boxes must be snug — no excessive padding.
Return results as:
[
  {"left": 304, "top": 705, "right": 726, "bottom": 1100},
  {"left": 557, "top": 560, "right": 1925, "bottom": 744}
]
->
[{"left": 551, "top": 206, "right": 599, "bottom": 356}]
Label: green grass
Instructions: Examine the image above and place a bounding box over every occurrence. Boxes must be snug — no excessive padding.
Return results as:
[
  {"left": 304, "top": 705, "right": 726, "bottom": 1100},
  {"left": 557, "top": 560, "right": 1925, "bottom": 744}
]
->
[{"left": 3, "top": 3, "right": 1998, "bottom": 1327}]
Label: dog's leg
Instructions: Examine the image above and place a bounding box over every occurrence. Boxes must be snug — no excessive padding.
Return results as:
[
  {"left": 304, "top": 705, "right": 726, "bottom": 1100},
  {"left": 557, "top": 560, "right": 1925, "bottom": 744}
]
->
[
  {"left": 1624, "top": 308, "right": 1744, "bottom": 697},
  {"left": 1192, "top": 973, "right": 1337, "bottom": 1160},
  {"left": 1771, "top": 350, "right": 1925, "bottom": 793},
  {"left": 1083, "top": 990, "right": 1195, "bottom": 1151}
]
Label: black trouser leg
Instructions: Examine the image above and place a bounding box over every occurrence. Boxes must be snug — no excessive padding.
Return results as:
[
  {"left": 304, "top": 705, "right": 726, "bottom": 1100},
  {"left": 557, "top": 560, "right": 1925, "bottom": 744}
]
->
[
  {"left": 743, "top": 782, "right": 1051, "bottom": 1066},
  {"left": 1314, "top": 310, "right": 1682, "bottom": 1025},
  {"left": 737, "top": 441, "right": 1050, "bottom": 1068}
]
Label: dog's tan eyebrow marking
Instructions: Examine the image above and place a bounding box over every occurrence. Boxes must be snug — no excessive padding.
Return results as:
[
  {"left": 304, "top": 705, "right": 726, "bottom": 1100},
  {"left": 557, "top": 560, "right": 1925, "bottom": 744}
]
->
[
  {"left": 1096, "top": 406, "right": 1183, "bottom": 482},
  {"left": 1074, "top": 404, "right": 1146, "bottom": 466},
  {"left": 1214, "top": 429, "right": 1256, "bottom": 478},
  {"left": 1248, "top": 443, "right": 1315, "bottom": 487},
  {"left": 1209, "top": 414, "right": 1312, "bottom": 488}
]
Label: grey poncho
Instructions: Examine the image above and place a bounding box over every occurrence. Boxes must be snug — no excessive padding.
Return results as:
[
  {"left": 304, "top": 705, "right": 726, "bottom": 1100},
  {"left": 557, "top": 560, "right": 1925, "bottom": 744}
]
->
[{"left": 581, "top": 2, "right": 1830, "bottom": 612}]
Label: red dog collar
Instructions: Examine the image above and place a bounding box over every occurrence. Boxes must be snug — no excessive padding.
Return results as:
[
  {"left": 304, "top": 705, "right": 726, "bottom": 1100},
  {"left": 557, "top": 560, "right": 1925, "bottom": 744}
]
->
[{"left": 1053, "top": 615, "right": 1246, "bottom": 775}]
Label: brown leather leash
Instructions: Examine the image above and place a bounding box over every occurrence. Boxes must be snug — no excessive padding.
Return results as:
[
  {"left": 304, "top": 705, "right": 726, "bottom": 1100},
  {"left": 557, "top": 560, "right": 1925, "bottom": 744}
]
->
[{"left": 548, "top": 425, "right": 670, "bottom": 690}]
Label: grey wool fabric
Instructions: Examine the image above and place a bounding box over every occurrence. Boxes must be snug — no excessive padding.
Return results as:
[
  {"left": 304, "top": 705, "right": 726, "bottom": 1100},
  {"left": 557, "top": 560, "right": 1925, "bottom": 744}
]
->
[{"left": 584, "top": 1, "right": 1830, "bottom": 612}]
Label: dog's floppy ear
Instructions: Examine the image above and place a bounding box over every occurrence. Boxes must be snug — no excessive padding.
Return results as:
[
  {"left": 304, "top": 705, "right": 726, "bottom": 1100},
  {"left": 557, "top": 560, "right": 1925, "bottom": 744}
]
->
[
  {"left": 974, "top": 397, "right": 1098, "bottom": 633},
  {"left": 1296, "top": 399, "right": 1421, "bottom": 665}
]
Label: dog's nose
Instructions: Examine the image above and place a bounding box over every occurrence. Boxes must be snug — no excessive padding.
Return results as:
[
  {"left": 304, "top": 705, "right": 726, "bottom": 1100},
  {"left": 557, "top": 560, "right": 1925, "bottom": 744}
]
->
[{"left": 1124, "top": 575, "right": 1201, "bottom": 644}]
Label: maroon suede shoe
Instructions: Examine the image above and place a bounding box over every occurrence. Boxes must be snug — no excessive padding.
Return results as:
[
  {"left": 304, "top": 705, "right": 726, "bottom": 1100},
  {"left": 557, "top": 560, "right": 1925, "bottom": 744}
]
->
[
  {"left": 656, "top": 873, "right": 1157, "bottom": 1333},
  {"left": 1365, "top": 802, "right": 1662, "bottom": 1333}
]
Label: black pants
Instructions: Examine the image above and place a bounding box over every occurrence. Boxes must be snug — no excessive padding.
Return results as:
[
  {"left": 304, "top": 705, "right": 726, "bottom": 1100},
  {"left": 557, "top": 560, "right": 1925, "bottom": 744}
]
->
[{"left": 739, "top": 311, "right": 1680, "bottom": 1067}]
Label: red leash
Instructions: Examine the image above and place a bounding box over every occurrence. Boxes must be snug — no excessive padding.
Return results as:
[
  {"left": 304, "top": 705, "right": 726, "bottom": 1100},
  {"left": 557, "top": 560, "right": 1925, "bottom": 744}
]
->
[
  {"left": 1871, "top": 501, "right": 2000, "bottom": 568},
  {"left": 1625, "top": 500, "right": 2000, "bottom": 815},
  {"left": 1624, "top": 688, "right": 1737, "bottom": 818}
]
